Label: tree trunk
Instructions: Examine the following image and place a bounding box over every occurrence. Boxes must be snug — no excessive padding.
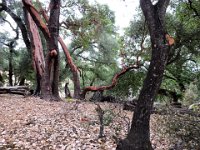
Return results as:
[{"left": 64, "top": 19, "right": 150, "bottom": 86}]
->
[
  {"left": 34, "top": 73, "right": 41, "bottom": 95},
  {"left": 0, "top": 73, "right": 3, "bottom": 86},
  {"left": 19, "top": 77, "right": 25, "bottom": 86},
  {"left": 64, "top": 82, "right": 71, "bottom": 98},
  {"left": 42, "top": 0, "right": 61, "bottom": 100},
  {"left": 58, "top": 37, "right": 81, "bottom": 99},
  {"left": 36, "top": 0, "right": 81, "bottom": 99},
  {"left": 8, "top": 45, "right": 14, "bottom": 86},
  {"left": 24, "top": 3, "right": 45, "bottom": 97},
  {"left": 23, "top": 0, "right": 61, "bottom": 100},
  {"left": 158, "top": 88, "right": 181, "bottom": 104},
  {"left": 116, "top": 0, "right": 170, "bottom": 149},
  {"left": 23, "top": 0, "right": 82, "bottom": 99}
]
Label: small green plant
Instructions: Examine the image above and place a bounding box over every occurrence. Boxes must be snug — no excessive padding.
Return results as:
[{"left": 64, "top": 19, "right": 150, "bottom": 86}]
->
[
  {"left": 103, "top": 109, "right": 115, "bottom": 126},
  {"left": 65, "top": 98, "right": 74, "bottom": 102}
]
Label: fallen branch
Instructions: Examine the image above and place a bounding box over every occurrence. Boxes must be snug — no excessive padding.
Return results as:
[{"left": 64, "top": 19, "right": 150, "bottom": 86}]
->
[{"left": 0, "top": 86, "right": 31, "bottom": 96}]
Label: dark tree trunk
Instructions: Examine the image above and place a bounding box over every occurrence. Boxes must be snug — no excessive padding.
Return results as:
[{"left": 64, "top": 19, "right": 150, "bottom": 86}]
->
[
  {"left": 34, "top": 73, "right": 41, "bottom": 95},
  {"left": 8, "top": 45, "right": 14, "bottom": 86},
  {"left": 0, "top": 73, "right": 3, "bottom": 86},
  {"left": 116, "top": 0, "right": 170, "bottom": 149},
  {"left": 6, "top": 34, "right": 18, "bottom": 86},
  {"left": 64, "top": 82, "right": 71, "bottom": 98},
  {"left": 19, "top": 77, "right": 25, "bottom": 86},
  {"left": 42, "top": 0, "right": 61, "bottom": 100}
]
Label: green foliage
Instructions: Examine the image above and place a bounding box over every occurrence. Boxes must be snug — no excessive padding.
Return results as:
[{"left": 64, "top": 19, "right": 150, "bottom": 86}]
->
[
  {"left": 110, "top": 70, "right": 145, "bottom": 97},
  {"left": 15, "top": 48, "right": 34, "bottom": 82},
  {"left": 159, "top": 0, "right": 200, "bottom": 103},
  {"left": 103, "top": 109, "right": 115, "bottom": 126},
  {"left": 59, "top": 0, "right": 120, "bottom": 88},
  {"left": 0, "top": 44, "right": 34, "bottom": 85}
]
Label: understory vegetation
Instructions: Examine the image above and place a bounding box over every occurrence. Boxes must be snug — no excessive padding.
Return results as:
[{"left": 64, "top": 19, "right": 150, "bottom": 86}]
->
[{"left": 0, "top": 0, "right": 200, "bottom": 149}]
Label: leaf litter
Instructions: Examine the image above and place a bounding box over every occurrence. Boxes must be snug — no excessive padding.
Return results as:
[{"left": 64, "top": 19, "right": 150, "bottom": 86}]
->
[{"left": 0, "top": 94, "right": 170, "bottom": 149}]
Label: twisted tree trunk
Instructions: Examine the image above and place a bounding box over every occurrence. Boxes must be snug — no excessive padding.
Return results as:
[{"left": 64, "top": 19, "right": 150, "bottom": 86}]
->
[
  {"left": 43, "top": 0, "right": 61, "bottom": 100},
  {"left": 23, "top": 0, "right": 61, "bottom": 100},
  {"left": 117, "top": 0, "right": 170, "bottom": 149},
  {"left": 32, "top": 0, "right": 82, "bottom": 99},
  {"left": 24, "top": 3, "right": 45, "bottom": 96}
]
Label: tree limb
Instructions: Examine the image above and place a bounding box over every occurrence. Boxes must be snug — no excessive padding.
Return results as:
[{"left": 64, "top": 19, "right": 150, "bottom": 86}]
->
[
  {"left": 0, "top": 2, "right": 31, "bottom": 53},
  {"left": 81, "top": 64, "right": 140, "bottom": 97},
  {"left": 22, "top": 0, "right": 50, "bottom": 40}
]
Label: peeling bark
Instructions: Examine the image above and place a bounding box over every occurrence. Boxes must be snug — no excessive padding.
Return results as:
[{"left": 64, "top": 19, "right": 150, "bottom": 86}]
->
[
  {"left": 25, "top": 0, "right": 81, "bottom": 99},
  {"left": 22, "top": 0, "right": 50, "bottom": 40},
  {"left": 58, "top": 37, "right": 81, "bottom": 99},
  {"left": 37, "top": 0, "right": 81, "bottom": 99},
  {"left": 24, "top": 3, "right": 45, "bottom": 96},
  {"left": 23, "top": 0, "right": 61, "bottom": 100}
]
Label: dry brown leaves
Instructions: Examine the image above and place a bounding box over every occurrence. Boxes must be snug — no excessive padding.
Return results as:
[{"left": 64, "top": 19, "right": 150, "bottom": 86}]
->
[{"left": 0, "top": 94, "right": 169, "bottom": 149}]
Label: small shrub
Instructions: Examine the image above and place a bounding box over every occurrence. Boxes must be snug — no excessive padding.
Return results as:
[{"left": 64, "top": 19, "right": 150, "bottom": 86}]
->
[{"left": 103, "top": 109, "right": 115, "bottom": 126}]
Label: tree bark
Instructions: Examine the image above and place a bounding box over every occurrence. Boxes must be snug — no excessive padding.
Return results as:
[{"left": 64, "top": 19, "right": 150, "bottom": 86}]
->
[
  {"left": 8, "top": 44, "right": 14, "bottom": 86},
  {"left": 58, "top": 37, "right": 81, "bottom": 99},
  {"left": 24, "top": 3, "right": 45, "bottom": 96},
  {"left": 47, "top": 0, "right": 61, "bottom": 100},
  {"left": 23, "top": 0, "right": 80, "bottom": 99},
  {"left": 116, "top": 0, "right": 170, "bottom": 149},
  {"left": 23, "top": 0, "right": 61, "bottom": 100},
  {"left": 36, "top": 0, "right": 82, "bottom": 99},
  {"left": 64, "top": 82, "right": 71, "bottom": 98},
  {"left": 19, "top": 77, "right": 25, "bottom": 86}
]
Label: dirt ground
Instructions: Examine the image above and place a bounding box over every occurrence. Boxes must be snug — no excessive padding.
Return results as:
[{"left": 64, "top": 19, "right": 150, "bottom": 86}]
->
[{"left": 0, "top": 94, "right": 169, "bottom": 150}]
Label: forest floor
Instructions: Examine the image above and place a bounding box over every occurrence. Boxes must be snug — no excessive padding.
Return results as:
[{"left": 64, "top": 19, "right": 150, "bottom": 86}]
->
[{"left": 0, "top": 94, "right": 170, "bottom": 150}]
